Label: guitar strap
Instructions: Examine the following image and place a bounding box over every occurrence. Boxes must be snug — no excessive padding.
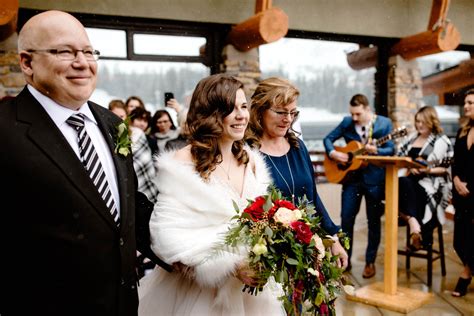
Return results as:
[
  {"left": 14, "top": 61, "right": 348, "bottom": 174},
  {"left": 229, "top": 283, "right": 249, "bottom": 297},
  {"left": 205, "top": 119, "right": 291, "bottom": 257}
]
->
[{"left": 367, "top": 114, "right": 377, "bottom": 143}]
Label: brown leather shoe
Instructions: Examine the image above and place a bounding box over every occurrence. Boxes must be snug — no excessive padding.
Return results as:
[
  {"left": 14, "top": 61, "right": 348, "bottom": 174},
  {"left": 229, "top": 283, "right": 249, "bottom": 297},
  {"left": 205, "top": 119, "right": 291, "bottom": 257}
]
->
[{"left": 362, "top": 263, "right": 376, "bottom": 278}]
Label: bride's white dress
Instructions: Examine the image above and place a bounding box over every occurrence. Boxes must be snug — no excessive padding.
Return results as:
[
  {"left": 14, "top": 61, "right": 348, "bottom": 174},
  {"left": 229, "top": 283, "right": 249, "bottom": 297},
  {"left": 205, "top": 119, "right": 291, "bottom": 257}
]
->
[{"left": 138, "top": 151, "right": 285, "bottom": 316}]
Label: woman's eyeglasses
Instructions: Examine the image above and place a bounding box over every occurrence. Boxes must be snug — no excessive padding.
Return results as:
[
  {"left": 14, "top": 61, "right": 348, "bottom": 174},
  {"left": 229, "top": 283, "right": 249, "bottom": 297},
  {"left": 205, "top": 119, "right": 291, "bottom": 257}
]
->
[{"left": 269, "top": 108, "right": 299, "bottom": 119}]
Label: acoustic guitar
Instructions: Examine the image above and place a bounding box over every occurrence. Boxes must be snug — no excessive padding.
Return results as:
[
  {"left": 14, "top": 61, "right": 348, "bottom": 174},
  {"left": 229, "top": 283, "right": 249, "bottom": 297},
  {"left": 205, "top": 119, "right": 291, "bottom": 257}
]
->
[
  {"left": 324, "top": 127, "right": 408, "bottom": 184},
  {"left": 399, "top": 156, "right": 454, "bottom": 177}
]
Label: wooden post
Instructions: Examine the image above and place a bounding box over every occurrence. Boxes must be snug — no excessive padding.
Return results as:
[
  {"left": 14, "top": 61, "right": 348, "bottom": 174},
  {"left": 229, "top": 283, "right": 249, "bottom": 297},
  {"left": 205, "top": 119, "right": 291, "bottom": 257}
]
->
[
  {"left": 255, "top": 0, "right": 272, "bottom": 13},
  {"left": 227, "top": 7, "right": 288, "bottom": 52},
  {"left": 428, "top": 0, "right": 450, "bottom": 30},
  {"left": 384, "top": 164, "right": 398, "bottom": 295},
  {"left": 0, "top": 0, "right": 18, "bottom": 41}
]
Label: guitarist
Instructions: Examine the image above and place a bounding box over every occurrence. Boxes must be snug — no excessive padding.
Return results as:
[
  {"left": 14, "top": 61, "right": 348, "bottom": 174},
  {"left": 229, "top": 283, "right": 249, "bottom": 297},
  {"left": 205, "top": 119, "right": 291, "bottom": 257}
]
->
[
  {"left": 323, "top": 94, "right": 394, "bottom": 278},
  {"left": 397, "top": 106, "right": 453, "bottom": 251}
]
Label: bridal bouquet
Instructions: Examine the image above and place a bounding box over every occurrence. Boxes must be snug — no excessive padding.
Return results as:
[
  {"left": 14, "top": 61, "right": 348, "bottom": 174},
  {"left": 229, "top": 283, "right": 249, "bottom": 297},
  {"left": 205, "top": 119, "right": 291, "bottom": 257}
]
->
[{"left": 225, "top": 189, "right": 351, "bottom": 316}]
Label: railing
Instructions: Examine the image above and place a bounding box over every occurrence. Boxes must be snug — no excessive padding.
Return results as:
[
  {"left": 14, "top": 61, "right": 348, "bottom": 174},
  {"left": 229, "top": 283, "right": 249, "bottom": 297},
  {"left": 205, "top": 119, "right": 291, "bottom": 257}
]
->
[{"left": 309, "top": 150, "right": 327, "bottom": 183}]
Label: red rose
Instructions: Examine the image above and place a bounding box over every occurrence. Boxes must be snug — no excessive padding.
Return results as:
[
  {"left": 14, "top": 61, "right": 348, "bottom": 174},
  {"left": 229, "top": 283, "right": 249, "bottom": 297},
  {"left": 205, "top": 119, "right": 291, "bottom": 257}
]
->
[
  {"left": 290, "top": 221, "right": 313, "bottom": 244},
  {"left": 292, "top": 279, "right": 304, "bottom": 303},
  {"left": 275, "top": 199, "right": 297, "bottom": 210},
  {"left": 268, "top": 199, "right": 297, "bottom": 219},
  {"left": 243, "top": 196, "right": 266, "bottom": 221},
  {"left": 319, "top": 303, "right": 329, "bottom": 315}
]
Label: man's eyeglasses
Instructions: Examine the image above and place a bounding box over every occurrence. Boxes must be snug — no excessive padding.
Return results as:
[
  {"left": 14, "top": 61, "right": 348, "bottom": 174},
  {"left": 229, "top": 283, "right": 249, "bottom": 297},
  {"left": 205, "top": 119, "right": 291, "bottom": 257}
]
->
[
  {"left": 26, "top": 48, "right": 100, "bottom": 61},
  {"left": 269, "top": 108, "right": 300, "bottom": 119}
]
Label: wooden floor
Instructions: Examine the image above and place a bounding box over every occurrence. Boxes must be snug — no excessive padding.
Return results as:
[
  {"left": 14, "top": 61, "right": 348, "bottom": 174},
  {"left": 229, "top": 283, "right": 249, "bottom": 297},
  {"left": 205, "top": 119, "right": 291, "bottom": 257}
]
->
[{"left": 318, "top": 183, "right": 474, "bottom": 316}]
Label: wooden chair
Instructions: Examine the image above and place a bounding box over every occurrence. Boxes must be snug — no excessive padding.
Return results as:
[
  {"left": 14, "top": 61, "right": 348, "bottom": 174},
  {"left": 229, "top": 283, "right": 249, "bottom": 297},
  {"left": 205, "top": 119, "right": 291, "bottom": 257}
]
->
[{"left": 397, "top": 219, "right": 446, "bottom": 287}]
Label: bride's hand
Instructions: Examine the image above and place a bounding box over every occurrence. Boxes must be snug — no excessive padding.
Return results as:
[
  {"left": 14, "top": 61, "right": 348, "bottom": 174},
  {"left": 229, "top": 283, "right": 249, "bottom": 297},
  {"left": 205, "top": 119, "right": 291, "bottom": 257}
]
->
[
  {"left": 234, "top": 263, "right": 260, "bottom": 287},
  {"left": 172, "top": 262, "right": 195, "bottom": 280}
]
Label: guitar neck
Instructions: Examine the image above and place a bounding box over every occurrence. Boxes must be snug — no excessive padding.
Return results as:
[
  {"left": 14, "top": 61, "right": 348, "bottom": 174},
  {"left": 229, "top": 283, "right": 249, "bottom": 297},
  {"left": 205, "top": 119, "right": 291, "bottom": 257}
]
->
[{"left": 351, "top": 133, "right": 393, "bottom": 156}]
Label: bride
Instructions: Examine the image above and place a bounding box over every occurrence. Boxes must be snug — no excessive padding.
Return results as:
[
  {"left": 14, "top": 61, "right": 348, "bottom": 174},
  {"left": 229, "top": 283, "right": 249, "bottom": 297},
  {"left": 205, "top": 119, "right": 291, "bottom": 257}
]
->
[{"left": 138, "top": 74, "right": 285, "bottom": 315}]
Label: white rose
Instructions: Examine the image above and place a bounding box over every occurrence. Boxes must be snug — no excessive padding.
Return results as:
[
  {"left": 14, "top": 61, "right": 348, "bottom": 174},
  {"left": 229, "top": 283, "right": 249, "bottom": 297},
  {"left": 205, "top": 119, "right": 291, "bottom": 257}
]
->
[
  {"left": 312, "top": 235, "right": 326, "bottom": 261},
  {"left": 343, "top": 285, "right": 356, "bottom": 296},
  {"left": 274, "top": 207, "right": 299, "bottom": 226},
  {"left": 252, "top": 243, "right": 268, "bottom": 256},
  {"left": 307, "top": 267, "right": 319, "bottom": 278}
]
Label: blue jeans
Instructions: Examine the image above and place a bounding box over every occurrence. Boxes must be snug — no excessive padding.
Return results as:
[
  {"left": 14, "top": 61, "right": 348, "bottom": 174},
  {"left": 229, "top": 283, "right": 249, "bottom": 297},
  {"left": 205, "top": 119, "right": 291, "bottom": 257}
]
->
[{"left": 341, "top": 183, "right": 384, "bottom": 264}]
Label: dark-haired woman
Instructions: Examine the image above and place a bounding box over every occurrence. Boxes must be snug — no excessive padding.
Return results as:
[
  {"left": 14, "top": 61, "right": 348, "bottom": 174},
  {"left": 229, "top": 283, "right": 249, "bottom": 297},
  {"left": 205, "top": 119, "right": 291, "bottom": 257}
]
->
[
  {"left": 147, "top": 110, "right": 180, "bottom": 155},
  {"left": 138, "top": 74, "right": 284, "bottom": 315},
  {"left": 451, "top": 89, "right": 474, "bottom": 297}
]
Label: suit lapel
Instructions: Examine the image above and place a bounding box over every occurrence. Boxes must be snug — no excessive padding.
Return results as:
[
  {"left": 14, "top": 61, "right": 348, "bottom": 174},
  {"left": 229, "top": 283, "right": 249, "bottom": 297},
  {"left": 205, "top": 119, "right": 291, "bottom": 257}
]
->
[
  {"left": 16, "top": 89, "right": 118, "bottom": 231},
  {"left": 89, "top": 102, "right": 132, "bottom": 235}
]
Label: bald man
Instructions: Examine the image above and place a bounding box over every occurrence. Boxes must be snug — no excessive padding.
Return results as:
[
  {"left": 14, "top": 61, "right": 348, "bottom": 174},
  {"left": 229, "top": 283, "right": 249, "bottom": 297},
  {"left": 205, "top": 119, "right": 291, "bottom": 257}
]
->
[{"left": 0, "top": 10, "right": 168, "bottom": 316}]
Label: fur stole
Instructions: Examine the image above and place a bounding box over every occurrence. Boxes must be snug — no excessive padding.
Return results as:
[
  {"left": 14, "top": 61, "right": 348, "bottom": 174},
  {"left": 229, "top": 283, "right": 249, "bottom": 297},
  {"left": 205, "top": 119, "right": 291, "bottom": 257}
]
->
[{"left": 149, "top": 148, "right": 271, "bottom": 288}]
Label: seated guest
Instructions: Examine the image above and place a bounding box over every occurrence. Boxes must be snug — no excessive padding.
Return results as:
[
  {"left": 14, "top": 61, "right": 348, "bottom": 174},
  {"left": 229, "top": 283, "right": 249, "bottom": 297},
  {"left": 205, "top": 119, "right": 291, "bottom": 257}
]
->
[
  {"left": 397, "top": 106, "right": 453, "bottom": 250},
  {"left": 246, "top": 77, "right": 348, "bottom": 269}
]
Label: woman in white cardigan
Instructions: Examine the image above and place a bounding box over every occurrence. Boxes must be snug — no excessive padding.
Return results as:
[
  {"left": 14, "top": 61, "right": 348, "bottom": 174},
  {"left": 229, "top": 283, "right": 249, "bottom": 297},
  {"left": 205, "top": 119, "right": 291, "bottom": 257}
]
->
[
  {"left": 397, "top": 106, "right": 453, "bottom": 251},
  {"left": 138, "top": 74, "right": 284, "bottom": 316}
]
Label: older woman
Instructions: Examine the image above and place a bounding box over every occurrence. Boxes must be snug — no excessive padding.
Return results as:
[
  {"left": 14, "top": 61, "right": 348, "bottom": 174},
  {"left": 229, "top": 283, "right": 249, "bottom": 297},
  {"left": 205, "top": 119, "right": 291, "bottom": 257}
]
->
[
  {"left": 451, "top": 89, "right": 474, "bottom": 297},
  {"left": 246, "top": 77, "right": 348, "bottom": 269},
  {"left": 397, "top": 105, "right": 453, "bottom": 251},
  {"left": 138, "top": 74, "right": 284, "bottom": 315}
]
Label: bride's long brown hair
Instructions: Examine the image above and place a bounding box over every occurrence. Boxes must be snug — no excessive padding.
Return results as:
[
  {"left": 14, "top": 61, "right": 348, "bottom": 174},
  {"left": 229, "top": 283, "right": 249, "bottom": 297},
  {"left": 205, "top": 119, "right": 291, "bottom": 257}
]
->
[{"left": 187, "top": 74, "right": 249, "bottom": 180}]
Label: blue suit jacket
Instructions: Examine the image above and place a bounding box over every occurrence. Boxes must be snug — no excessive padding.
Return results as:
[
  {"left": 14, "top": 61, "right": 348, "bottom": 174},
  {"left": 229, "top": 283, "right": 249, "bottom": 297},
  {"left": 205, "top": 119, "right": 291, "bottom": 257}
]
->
[{"left": 323, "top": 115, "right": 394, "bottom": 185}]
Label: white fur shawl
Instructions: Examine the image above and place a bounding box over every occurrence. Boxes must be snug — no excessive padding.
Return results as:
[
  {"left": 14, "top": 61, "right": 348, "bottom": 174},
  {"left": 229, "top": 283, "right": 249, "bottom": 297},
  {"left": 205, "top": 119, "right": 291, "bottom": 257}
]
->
[{"left": 149, "top": 149, "right": 271, "bottom": 288}]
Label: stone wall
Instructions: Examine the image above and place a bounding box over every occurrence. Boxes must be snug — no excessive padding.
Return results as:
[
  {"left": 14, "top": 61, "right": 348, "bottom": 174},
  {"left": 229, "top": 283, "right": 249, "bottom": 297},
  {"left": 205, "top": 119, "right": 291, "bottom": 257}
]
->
[
  {"left": 220, "top": 44, "right": 260, "bottom": 99},
  {"left": 0, "top": 33, "right": 24, "bottom": 99},
  {"left": 387, "top": 55, "right": 424, "bottom": 133}
]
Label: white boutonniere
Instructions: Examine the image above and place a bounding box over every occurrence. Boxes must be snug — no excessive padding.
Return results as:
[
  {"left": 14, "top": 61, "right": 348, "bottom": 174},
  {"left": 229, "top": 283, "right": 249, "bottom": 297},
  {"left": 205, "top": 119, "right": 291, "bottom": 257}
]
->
[{"left": 114, "top": 119, "right": 132, "bottom": 157}]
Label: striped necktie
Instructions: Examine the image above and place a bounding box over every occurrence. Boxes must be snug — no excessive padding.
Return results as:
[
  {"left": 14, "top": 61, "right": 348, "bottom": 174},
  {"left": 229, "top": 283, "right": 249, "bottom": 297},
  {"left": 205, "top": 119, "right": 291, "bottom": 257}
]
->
[{"left": 67, "top": 113, "right": 120, "bottom": 226}]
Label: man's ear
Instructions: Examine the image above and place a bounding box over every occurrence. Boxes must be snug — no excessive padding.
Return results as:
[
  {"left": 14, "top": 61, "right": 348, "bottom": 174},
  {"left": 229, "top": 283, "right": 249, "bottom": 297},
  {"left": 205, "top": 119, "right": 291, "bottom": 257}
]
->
[{"left": 19, "top": 51, "right": 33, "bottom": 76}]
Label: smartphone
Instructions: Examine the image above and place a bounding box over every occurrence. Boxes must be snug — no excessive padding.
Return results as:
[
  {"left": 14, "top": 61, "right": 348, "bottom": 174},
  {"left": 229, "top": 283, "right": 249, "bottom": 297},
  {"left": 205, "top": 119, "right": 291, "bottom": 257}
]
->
[{"left": 164, "top": 92, "right": 174, "bottom": 106}]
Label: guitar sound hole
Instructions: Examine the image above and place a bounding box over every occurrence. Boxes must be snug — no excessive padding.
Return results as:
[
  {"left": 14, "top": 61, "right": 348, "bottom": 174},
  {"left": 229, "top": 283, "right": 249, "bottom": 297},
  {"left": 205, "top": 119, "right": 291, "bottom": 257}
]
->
[{"left": 336, "top": 163, "right": 350, "bottom": 171}]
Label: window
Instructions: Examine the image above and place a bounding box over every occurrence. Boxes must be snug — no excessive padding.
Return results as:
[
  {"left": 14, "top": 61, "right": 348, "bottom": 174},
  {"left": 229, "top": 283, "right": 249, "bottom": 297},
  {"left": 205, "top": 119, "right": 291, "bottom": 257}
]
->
[{"left": 260, "top": 37, "right": 375, "bottom": 148}]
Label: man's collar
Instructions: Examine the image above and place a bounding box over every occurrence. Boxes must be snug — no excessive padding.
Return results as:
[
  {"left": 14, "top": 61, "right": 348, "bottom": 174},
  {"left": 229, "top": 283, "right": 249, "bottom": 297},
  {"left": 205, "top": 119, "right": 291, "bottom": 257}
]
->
[{"left": 27, "top": 84, "right": 97, "bottom": 127}]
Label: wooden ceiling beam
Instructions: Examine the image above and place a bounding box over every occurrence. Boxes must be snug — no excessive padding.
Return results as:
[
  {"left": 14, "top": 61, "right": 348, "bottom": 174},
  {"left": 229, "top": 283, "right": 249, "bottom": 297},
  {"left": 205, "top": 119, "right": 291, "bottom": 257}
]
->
[
  {"left": 390, "top": 22, "right": 460, "bottom": 60},
  {"left": 347, "top": 0, "right": 460, "bottom": 69},
  {"left": 422, "top": 59, "right": 474, "bottom": 95}
]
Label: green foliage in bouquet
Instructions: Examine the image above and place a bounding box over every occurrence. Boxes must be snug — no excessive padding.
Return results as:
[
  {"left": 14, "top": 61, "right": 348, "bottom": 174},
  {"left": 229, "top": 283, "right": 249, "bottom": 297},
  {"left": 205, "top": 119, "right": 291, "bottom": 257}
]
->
[{"left": 225, "top": 188, "right": 352, "bottom": 316}]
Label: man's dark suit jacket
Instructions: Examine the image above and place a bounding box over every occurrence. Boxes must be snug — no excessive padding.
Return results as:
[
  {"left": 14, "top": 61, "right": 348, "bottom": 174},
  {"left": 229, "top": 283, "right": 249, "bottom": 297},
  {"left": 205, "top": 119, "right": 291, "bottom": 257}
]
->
[
  {"left": 0, "top": 87, "right": 168, "bottom": 316},
  {"left": 323, "top": 115, "right": 394, "bottom": 185}
]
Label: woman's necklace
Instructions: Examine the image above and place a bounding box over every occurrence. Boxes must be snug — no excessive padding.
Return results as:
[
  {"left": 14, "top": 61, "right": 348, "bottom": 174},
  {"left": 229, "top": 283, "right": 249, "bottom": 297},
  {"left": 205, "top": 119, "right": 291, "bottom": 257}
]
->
[
  {"left": 266, "top": 154, "right": 295, "bottom": 203},
  {"left": 218, "top": 159, "right": 232, "bottom": 180}
]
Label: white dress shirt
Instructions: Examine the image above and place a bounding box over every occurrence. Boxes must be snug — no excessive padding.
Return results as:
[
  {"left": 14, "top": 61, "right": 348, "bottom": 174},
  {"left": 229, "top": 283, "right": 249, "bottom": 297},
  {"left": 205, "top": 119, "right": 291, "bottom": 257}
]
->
[{"left": 28, "top": 85, "right": 121, "bottom": 214}]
